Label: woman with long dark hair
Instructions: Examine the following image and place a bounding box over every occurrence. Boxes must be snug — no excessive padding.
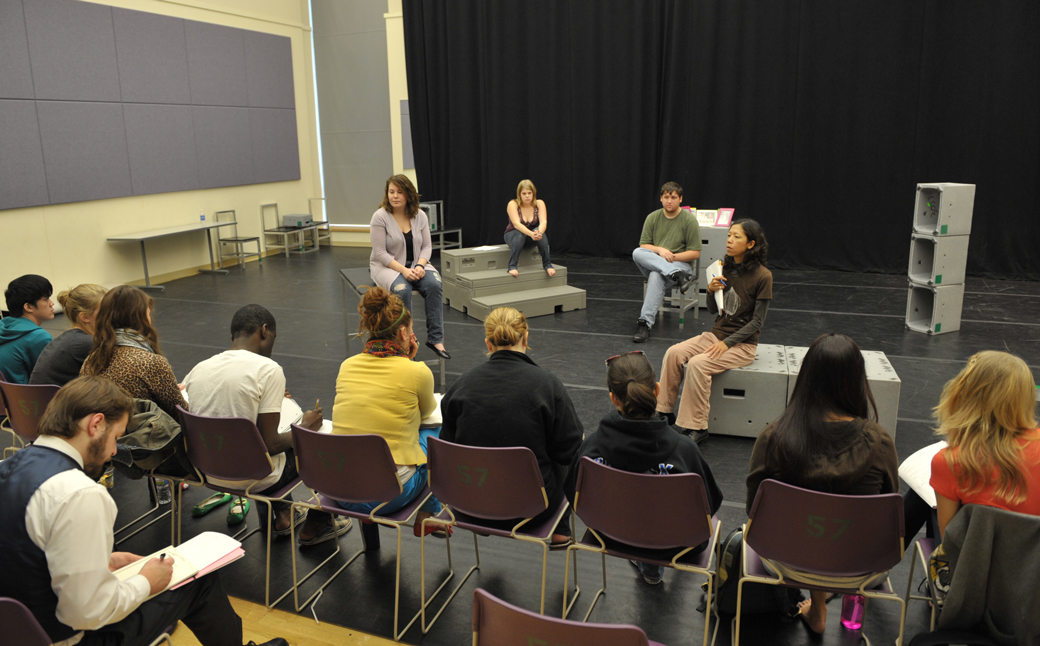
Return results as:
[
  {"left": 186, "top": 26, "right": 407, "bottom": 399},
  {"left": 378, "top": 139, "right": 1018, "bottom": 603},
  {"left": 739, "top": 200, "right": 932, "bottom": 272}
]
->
[
  {"left": 81, "top": 285, "right": 187, "bottom": 419},
  {"left": 746, "top": 333, "right": 898, "bottom": 633},
  {"left": 369, "top": 174, "right": 449, "bottom": 359},
  {"left": 657, "top": 219, "right": 773, "bottom": 443}
]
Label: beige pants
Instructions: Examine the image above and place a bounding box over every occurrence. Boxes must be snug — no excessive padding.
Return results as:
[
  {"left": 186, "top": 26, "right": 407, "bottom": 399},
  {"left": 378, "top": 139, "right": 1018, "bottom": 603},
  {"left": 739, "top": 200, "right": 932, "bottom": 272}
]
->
[{"left": 656, "top": 332, "right": 758, "bottom": 430}]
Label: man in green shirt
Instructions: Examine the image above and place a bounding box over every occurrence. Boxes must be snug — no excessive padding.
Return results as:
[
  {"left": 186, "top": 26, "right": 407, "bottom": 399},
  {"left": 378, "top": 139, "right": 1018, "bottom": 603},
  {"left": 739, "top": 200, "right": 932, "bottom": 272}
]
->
[{"left": 632, "top": 182, "right": 702, "bottom": 342}]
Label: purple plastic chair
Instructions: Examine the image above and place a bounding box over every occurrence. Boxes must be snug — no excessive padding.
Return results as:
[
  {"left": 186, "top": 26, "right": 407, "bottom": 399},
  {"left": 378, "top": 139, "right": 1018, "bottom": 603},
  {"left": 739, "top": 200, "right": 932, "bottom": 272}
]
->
[
  {"left": 473, "top": 587, "right": 667, "bottom": 646},
  {"left": 289, "top": 424, "right": 450, "bottom": 640},
  {"left": 0, "top": 597, "right": 171, "bottom": 646},
  {"left": 565, "top": 457, "right": 721, "bottom": 646},
  {"left": 0, "top": 378, "right": 59, "bottom": 457},
  {"left": 734, "top": 479, "right": 906, "bottom": 646},
  {"left": 178, "top": 405, "right": 305, "bottom": 608},
  {"left": 419, "top": 436, "right": 571, "bottom": 632}
]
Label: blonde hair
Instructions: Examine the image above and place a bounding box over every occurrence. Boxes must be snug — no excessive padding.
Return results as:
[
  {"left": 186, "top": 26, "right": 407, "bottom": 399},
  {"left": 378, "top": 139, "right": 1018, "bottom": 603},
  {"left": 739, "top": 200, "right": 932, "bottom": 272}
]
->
[
  {"left": 57, "top": 284, "right": 107, "bottom": 331},
  {"left": 484, "top": 307, "right": 529, "bottom": 354},
  {"left": 515, "top": 179, "right": 537, "bottom": 207},
  {"left": 935, "top": 351, "right": 1038, "bottom": 505}
]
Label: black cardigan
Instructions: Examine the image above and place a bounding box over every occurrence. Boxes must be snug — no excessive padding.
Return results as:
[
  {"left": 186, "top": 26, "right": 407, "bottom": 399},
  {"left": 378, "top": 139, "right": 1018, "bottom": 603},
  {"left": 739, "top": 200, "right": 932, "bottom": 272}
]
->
[{"left": 440, "top": 350, "right": 583, "bottom": 496}]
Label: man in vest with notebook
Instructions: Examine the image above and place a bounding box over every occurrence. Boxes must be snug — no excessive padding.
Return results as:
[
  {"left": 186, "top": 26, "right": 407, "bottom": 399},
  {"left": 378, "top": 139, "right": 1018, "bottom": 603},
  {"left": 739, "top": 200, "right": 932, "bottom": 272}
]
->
[
  {"left": 182, "top": 304, "right": 350, "bottom": 546},
  {"left": 0, "top": 376, "right": 287, "bottom": 646}
]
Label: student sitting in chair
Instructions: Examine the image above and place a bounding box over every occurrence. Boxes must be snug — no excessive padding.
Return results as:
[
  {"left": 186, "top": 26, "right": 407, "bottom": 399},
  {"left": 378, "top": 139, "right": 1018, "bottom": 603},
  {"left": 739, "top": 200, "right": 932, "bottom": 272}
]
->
[
  {"left": 182, "top": 305, "right": 350, "bottom": 546},
  {"left": 631, "top": 182, "right": 701, "bottom": 343},
  {"left": 0, "top": 376, "right": 287, "bottom": 646},
  {"left": 30, "top": 284, "right": 107, "bottom": 386},
  {"left": 0, "top": 274, "right": 55, "bottom": 384},
  {"left": 564, "top": 350, "right": 722, "bottom": 585}
]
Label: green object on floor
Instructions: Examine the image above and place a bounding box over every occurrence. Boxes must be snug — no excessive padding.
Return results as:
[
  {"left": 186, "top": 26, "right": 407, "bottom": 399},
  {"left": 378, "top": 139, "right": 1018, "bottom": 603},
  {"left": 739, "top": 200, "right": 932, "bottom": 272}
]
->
[
  {"left": 226, "top": 498, "right": 251, "bottom": 525},
  {"left": 191, "top": 492, "right": 232, "bottom": 517}
]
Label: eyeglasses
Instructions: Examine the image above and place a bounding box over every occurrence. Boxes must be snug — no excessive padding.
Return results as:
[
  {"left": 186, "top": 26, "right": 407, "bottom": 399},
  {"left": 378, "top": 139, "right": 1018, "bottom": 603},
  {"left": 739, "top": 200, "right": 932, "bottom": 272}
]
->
[{"left": 605, "top": 350, "right": 646, "bottom": 367}]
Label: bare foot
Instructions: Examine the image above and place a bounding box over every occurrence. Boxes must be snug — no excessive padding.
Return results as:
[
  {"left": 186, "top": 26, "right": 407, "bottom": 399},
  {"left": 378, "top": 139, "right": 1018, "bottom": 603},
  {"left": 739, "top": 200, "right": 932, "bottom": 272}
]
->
[
  {"left": 550, "top": 533, "right": 571, "bottom": 545},
  {"left": 434, "top": 342, "right": 447, "bottom": 352},
  {"left": 508, "top": 269, "right": 519, "bottom": 277},
  {"left": 546, "top": 267, "right": 556, "bottom": 277},
  {"left": 797, "top": 598, "right": 827, "bottom": 634}
]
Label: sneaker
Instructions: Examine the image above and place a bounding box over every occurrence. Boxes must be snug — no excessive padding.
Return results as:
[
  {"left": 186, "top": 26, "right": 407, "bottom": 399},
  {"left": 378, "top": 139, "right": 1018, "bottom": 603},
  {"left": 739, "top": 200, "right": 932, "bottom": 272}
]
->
[
  {"left": 226, "top": 498, "right": 250, "bottom": 525},
  {"left": 247, "top": 640, "right": 289, "bottom": 646},
  {"left": 270, "top": 507, "right": 307, "bottom": 537},
  {"left": 298, "top": 516, "right": 352, "bottom": 547},
  {"left": 677, "top": 273, "right": 695, "bottom": 294},
  {"left": 629, "top": 559, "right": 663, "bottom": 585},
  {"left": 688, "top": 429, "right": 709, "bottom": 444},
  {"left": 633, "top": 320, "right": 651, "bottom": 343}
]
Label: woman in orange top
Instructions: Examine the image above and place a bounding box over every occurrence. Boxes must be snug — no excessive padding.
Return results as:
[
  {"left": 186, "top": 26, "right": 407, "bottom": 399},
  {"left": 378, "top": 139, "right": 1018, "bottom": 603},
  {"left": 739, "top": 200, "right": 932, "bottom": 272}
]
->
[{"left": 930, "top": 350, "right": 1040, "bottom": 537}]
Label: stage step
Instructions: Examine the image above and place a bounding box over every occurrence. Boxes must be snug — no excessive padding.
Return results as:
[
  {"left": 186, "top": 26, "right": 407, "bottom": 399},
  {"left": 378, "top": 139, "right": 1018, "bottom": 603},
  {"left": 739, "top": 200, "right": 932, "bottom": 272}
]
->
[
  {"left": 447, "top": 284, "right": 586, "bottom": 320},
  {"left": 452, "top": 266, "right": 569, "bottom": 298},
  {"left": 442, "top": 245, "right": 546, "bottom": 280}
]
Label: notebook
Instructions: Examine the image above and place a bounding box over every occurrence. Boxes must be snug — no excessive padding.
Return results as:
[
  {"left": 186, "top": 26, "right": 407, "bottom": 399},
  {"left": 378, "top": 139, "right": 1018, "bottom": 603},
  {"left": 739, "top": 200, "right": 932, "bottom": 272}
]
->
[
  {"left": 114, "top": 531, "right": 245, "bottom": 599},
  {"left": 898, "top": 441, "right": 947, "bottom": 508}
]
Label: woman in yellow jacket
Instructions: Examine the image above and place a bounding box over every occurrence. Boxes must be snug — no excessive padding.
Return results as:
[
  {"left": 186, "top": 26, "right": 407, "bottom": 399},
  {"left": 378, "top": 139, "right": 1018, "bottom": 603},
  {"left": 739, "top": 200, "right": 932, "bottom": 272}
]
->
[{"left": 332, "top": 286, "right": 441, "bottom": 535}]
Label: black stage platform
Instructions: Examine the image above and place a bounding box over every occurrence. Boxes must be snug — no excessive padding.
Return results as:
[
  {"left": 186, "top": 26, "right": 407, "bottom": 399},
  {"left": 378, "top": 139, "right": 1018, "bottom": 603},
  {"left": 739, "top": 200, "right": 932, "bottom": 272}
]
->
[{"left": 21, "top": 246, "right": 1040, "bottom": 646}]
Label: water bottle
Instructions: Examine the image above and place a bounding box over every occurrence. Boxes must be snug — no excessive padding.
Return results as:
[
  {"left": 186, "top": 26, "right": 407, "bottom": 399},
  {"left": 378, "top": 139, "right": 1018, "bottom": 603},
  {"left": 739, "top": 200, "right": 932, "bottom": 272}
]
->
[
  {"left": 840, "top": 594, "right": 865, "bottom": 630},
  {"left": 199, "top": 209, "right": 206, "bottom": 222},
  {"left": 155, "top": 479, "right": 172, "bottom": 505}
]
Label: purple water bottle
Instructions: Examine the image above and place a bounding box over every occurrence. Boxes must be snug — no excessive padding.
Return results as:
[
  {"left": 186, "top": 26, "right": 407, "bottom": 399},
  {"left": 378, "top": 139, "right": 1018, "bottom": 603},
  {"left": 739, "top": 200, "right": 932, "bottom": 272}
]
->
[{"left": 840, "top": 594, "right": 865, "bottom": 630}]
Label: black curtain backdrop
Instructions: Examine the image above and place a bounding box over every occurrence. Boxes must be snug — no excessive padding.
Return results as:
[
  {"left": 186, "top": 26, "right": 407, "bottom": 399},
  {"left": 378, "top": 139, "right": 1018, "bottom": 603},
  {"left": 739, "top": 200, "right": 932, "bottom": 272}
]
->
[{"left": 403, "top": 0, "right": 1040, "bottom": 280}]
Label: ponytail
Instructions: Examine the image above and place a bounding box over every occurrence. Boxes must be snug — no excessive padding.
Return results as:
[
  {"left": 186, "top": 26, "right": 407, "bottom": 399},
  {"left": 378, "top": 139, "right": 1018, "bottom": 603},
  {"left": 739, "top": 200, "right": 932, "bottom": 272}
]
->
[{"left": 606, "top": 352, "right": 658, "bottom": 420}]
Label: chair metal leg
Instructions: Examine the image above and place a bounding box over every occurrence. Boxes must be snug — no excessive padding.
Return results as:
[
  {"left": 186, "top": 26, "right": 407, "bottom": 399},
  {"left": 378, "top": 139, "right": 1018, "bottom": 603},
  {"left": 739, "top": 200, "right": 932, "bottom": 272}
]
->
[
  {"left": 115, "top": 477, "right": 173, "bottom": 545},
  {"left": 418, "top": 518, "right": 475, "bottom": 635},
  {"left": 288, "top": 502, "right": 352, "bottom": 612},
  {"left": 562, "top": 546, "right": 581, "bottom": 618}
]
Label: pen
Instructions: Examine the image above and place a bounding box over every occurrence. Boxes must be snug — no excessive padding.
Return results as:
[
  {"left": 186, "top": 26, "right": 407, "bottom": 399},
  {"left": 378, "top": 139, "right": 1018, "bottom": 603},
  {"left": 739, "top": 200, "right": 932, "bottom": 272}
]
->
[{"left": 159, "top": 553, "right": 166, "bottom": 561}]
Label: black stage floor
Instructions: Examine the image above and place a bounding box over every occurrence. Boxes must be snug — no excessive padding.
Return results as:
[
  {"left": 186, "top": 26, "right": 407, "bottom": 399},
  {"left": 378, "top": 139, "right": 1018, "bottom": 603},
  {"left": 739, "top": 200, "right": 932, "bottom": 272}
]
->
[{"left": 27, "top": 246, "right": 1040, "bottom": 645}]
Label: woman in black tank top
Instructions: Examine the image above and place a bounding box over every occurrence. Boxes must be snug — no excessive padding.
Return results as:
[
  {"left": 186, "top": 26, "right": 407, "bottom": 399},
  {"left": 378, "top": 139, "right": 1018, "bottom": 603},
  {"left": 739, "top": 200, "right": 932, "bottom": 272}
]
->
[{"left": 504, "top": 179, "right": 555, "bottom": 277}]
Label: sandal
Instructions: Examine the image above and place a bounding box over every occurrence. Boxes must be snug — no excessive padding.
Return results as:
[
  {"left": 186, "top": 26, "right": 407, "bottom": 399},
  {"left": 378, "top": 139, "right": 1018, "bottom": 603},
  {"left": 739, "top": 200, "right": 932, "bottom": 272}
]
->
[
  {"left": 192, "top": 492, "right": 232, "bottom": 517},
  {"left": 414, "top": 511, "right": 453, "bottom": 538},
  {"left": 298, "top": 517, "right": 353, "bottom": 547},
  {"left": 226, "top": 498, "right": 250, "bottom": 526},
  {"left": 548, "top": 536, "right": 574, "bottom": 551},
  {"left": 271, "top": 507, "right": 307, "bottom": 537}
]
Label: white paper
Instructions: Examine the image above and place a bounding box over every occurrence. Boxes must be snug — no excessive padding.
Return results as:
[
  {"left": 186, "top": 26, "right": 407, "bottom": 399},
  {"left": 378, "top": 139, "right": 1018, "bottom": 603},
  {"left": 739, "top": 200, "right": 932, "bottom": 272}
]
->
[
  {"left": 898, "top": 441, "right": 947, "bottom": 508},
  {"left": 421, "top": 393, "right": 445, "bottom": 427},
  {"left": 176, "top": 531, "right": 243, "bottom": 571},
  {"left": 705, "top": 260, "right": 724, "bottom": 311},
  {"left": 278, "top": 397, "right": 304, "bottom": 434}
]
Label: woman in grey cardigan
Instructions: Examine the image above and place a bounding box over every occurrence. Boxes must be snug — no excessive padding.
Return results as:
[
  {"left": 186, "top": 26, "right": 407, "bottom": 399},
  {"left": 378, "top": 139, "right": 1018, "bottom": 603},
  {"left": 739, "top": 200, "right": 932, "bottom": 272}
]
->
[{"left": 369, "top": 175, "right": 449, "bottom": 358}]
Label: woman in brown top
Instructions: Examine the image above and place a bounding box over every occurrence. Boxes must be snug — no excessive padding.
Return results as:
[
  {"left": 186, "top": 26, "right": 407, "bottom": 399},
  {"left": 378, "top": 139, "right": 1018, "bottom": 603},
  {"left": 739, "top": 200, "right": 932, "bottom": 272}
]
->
[
  {"left": 81, "top": 285, "right": 187, "bottom": 419},
  {"left": 746, "top": 333, "right": 898, "bottom": 634}
]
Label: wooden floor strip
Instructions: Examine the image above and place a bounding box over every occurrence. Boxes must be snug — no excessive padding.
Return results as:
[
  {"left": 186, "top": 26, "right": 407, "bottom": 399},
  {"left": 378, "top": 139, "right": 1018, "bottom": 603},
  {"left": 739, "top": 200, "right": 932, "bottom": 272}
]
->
[{"left": 169, "top": 597, "right": 398, "bottom": 646}]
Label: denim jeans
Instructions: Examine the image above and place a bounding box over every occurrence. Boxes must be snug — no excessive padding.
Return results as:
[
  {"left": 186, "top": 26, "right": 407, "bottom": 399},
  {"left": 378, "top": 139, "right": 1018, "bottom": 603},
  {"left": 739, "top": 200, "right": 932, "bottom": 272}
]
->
[
  {"left": 632, "top": 247, "right": 692, "bottom": 327},
  {"left": 504, "top": 229, "right": 552, "bottom": 271},
  {"left": 390, "top": 266, "right": 444, "bottom": 344},
  {"left": 336, "top": 427, "right": 441, "bottom": 515}
]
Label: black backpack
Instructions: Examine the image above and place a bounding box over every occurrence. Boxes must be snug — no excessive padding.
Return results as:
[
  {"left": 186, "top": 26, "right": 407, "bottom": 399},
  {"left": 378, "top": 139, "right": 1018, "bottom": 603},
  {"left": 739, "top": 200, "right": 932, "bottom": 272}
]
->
[{"left": 709, "top": 527, "right": 802, "bottom": 617}]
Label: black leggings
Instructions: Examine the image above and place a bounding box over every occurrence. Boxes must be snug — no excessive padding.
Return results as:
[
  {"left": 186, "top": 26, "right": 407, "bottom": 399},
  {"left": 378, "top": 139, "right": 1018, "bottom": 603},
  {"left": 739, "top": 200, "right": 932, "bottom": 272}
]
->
[{"left": 904, "top": 487, "right": 938, "bottom": 540}]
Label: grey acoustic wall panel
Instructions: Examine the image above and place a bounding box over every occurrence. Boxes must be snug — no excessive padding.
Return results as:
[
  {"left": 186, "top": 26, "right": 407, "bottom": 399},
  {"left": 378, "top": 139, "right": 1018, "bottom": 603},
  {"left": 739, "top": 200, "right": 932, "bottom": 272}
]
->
[
  {"left": 0, "top": 100, "right": 49, "bottom": 210},
  {"left": 113, "top": 8, "right": 191, "bottom": 105},
  {"left": 244, "top": 31, "right": 295, "bottom": 109},
  {"left": 193, "top": 106, "right": 254, "bottom": 189},
  {"left": 22, "top": 0, "right": 121, "bottom": 102},
  {"left": 0, "top": 0, "right": 34, "bottom": 99},
  {"left": 250, "top": 108, "right": 300, "bottom": 183},
  {"left": 37, "top": 101, "right": 132, "bottom": 204},
  {"left": 185, "top": 20, "right": 249, "bottom": 107},
  {"left": 124, "top": 104, "right": 199, "bottom": 195}
]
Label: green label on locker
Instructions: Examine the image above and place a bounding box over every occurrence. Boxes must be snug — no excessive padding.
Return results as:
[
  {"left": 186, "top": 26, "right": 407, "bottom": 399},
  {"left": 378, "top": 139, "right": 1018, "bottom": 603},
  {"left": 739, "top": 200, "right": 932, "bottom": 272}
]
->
[
  {"left": 941, "top": 225, "right": 948, "bottom": 234},
  {"left": 935, "top": 275, "right": 942, "bottom": 284},
  {"left": 935, "top": 323, "right": 942, "bottom": 333}
]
